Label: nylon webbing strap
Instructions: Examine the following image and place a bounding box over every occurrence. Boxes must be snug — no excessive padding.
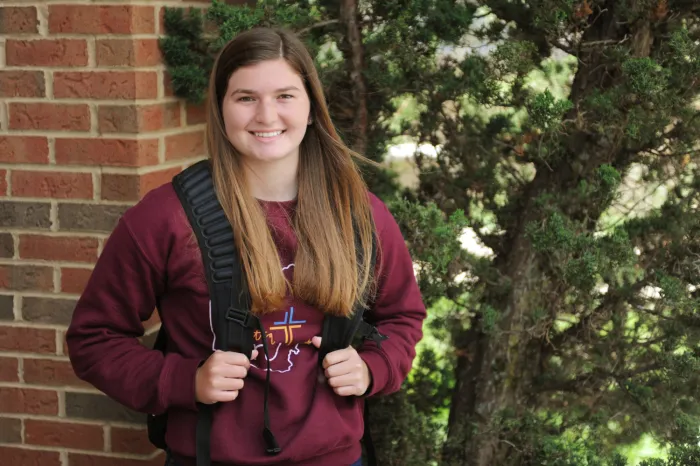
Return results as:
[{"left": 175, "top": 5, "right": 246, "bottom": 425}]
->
[
  {"left": 172, "top": 160, "right": 256, "bottom": 466},
  {"left": 317, "top": 228, "right": 383, "bottom": 466}
]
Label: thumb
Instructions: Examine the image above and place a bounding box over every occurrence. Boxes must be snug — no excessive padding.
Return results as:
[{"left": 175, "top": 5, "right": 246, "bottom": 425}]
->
[
  {"left": 250, "top": 349, "right": 259, "bottom": 360},
  {"left": 311, "top": 336, "right": 322, "bottom": 349}
]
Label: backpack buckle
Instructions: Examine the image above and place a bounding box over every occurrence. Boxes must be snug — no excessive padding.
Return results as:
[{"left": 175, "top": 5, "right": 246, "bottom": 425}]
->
[{"left": 225, "top": 307, "right": 256, "bottom": 328}]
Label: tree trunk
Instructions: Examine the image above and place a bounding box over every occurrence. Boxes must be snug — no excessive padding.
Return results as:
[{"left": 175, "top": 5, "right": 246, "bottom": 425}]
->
[
  {"left": 339, "top": 0, "right": 369, "bottom": 154},
  {"left": 444, "top": 3, "right": 655, "bottom": 464}
]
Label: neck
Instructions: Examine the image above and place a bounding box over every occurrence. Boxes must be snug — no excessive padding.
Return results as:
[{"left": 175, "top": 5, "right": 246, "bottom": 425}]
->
[{"left": 244, "top": 155, "right": 299, "bottom": 202}]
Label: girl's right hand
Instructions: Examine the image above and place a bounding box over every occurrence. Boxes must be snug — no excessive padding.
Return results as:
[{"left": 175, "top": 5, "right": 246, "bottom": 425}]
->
[{"left": 195, "top": 349, "right": 258, "bottom": 404}]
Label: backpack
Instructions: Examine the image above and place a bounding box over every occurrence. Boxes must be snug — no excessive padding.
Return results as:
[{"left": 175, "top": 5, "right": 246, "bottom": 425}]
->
[{"left": 148, "top": 160, "right": 387, "bottom": 466}]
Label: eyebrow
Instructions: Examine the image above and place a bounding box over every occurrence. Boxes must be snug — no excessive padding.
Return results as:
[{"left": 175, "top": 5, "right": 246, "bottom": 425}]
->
[{"left": 231, "top": 86, "right": 301, "bottom": 95}]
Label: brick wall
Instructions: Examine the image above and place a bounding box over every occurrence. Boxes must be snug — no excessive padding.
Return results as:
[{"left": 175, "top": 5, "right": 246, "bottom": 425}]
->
[{"left": 0, "top": 2, "right": 212, "bottom": 464}]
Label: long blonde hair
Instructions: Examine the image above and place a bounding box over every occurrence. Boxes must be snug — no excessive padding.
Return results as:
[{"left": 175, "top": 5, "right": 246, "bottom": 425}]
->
[{"left": 206, "top": 27, "right": 375, "bottom": 317}]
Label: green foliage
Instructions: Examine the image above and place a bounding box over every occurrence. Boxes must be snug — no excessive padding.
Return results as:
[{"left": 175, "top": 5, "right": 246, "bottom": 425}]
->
[
  {"left": 527, "top": 89, "right": 573, "bottom": 129},
  {"left": 161, "top": 1, "right": 700, "bottom": 464},
  {"left": 638, "top": 446, "right": 700, "bottom": 466},
  {"left": 159, "top": 7, "right": 211, "bottom": 103}
]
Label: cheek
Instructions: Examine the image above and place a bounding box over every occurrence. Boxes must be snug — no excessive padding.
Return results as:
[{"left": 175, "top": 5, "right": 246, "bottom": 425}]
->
[
  {"left": 222, "top": 106, "right": 246, "bottom": 135},
  {"left": 284, "top": 106, "right": 311, "bottom": 129}
]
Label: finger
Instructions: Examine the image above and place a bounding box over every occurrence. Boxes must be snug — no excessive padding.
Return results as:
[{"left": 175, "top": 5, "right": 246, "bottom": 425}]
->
[
  {"left": 333, "top": 385, "right": 358, "bottom": 397},
  {"left": 251, "top": 349, "right": 259, "bottom": 360},
  {"left": 215, "top": 364, "right": 248, "bottom": 380},
  {"left": 325, "top": 359, "right": 359, "bottom": 378},
  {"left": 218, "top": 351, "right": 251, "bottom": 368},
  {"left": 327, "top": 372, "right": 361, "bottom": 388},
  {"left": 212, "top": 377, "right": 244, "bottom": 391},
  {"left": 209, "top": 350, "right": 250, "bottom": 366},
  {"left": 311, "top": 336, "right": 322, "bottom": 348},
  {"left": 211, "top": 389, "right": 240, "bottom": 403},
  {"left": 322, "top": 347, "right": 354, "bottom": 369}
]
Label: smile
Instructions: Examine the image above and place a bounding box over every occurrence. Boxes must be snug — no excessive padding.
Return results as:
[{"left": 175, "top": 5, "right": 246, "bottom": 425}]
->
[{"left": 250, "top": 130, "right": 285, "bottom": 138}]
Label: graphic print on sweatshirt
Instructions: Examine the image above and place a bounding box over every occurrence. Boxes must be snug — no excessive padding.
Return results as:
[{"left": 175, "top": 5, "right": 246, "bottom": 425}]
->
[
  {"left": 250, "top": 305, "right": 307, "bottom": 373},
  {"left": 207, "top": 262, "right": 317, "bottom": 374}
]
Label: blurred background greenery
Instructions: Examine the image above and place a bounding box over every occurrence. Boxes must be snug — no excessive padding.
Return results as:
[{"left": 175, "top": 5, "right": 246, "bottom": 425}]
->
[{"left": 161, "top": 1, "right": 700, "bottom": 464}]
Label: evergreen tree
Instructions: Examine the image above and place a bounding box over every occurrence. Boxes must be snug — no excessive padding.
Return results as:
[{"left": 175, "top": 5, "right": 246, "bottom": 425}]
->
[{"left": 161, "top": 1, "right": 700, "bottom": 464}]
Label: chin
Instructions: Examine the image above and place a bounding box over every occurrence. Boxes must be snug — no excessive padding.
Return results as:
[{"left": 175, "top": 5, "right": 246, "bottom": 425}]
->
[{"left": 251, "top": 151, "right": 295, "bottom": 164}]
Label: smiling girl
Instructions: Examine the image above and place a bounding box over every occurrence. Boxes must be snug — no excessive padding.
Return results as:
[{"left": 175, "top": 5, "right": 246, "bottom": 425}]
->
[{"left": 66, "top": 28, "right": 426, "bottom": 466}]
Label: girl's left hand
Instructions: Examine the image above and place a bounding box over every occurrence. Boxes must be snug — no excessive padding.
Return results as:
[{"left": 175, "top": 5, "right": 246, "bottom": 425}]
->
[{"left": 311, "top": 336, "right": 372, "bottom": 396}]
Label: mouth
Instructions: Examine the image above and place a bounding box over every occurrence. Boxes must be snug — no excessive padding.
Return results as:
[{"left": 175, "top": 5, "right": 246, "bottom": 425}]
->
[{"left": 249, "top": 130, "right": 286, "bottom": 138}]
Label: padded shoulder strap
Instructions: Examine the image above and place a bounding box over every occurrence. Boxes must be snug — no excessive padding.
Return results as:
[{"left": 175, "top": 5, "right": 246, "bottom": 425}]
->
[{"left": 172, "top": 160, "right": 256, "bottom": 356}]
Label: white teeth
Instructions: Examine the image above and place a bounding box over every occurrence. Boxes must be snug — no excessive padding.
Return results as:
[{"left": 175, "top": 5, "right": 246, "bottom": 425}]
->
[{"left": 253, "top": 131, "right": 283, "bottom": 138}]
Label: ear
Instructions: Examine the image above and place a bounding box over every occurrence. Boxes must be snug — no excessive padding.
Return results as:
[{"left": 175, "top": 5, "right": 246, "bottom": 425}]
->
[{"left": 307, "top": 115, "right": 313, "bottom": 125}]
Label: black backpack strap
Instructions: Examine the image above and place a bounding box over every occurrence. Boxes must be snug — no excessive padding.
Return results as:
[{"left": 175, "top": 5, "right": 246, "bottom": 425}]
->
[
  {"left": 172, "top": 160, "right": 271, "bottom": 466},
  {"left": 318, "top": 229, "right": 387, "bottom": 466}
]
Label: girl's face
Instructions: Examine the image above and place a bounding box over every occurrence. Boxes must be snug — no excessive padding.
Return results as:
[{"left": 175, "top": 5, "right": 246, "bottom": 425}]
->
[{"left": 222, "top": 59, "right": 312, "bottom": 168}]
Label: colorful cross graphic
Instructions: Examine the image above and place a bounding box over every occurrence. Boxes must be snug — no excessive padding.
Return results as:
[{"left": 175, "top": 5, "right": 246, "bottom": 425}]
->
[{"left": 270, "top": 307, "right": 306, "bottom": 344}]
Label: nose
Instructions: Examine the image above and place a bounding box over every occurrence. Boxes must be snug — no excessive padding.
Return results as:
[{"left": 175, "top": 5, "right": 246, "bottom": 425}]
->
[{"left": 255, "top": 98, "right": 278, "bottom": 124}]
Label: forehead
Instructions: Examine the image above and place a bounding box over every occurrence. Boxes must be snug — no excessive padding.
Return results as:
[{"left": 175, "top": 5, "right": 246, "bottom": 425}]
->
[{"left": 227, "top": 58, "right": 305, "bottom": 93}]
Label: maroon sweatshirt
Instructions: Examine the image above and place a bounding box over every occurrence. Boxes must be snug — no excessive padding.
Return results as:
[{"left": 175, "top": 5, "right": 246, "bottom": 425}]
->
[{"left": 66, "top": 182, "right": 426, "bottom": 466}]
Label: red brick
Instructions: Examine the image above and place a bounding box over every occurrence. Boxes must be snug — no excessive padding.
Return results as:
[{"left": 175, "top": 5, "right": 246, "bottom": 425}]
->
[
  {"left": 0, "top": 357, "right": 19, "bottom": 382},
  {"left": 0, "top": 326, "right": 56, "bottom": 354},
  {"left": 158, "top": 6, "right": 166, "bottom": 34},
  {"left": 0, "top": 170, "right": 6, "bottom": 196},
  {"left": 0, "top": 388, "right": 58, "bottom": 415},
  {"left": 0, "top": 265, "right": 53, "bottom": 292},
  {"left": 56, "top": 138, "right": 159, "bottom": 167},
  {"left": 61, "top": 331, "right": 69, "bottom": 355},
  {"left": 25, "top": 419, "right": 103, "bottom": 450},
  {"left": 49, "top": 5, "right": 155, "bottom": 34},
  {"left": 6, "top": 39, "right": 88, "bottom": 67},
  {"left": 69, "top": 452, "right": 165, "bottom": 466},
  {"left": 23, "top": 358, "right": 90, "bottom": 388},
  {"left": 19, "top": 235, "right": 98, "bottom": 263},
  {"left": 100, "top": 174, "right": 139, "bottom": 202},
  {"left": 186, "top": 103, "right": 207, "bottom": 125},
  {"left": 97, "top": 39, "right": 162, "bottom": 67},
  {"left": 0, "top": 7, "right": 38, "bottom": 34},
  {"left": 101, "top": 167, "right": 182, "bottom": 202},
  {"left": 0, "top": 136, "right": 49, "bottom": 164},
  {"left": 9, "top": 103, "right": 90, "bottom": 132},
  {"left": 165, "top": 130, "right": 205, "bottom": 161},
  {"left": 54, "top": 71, "right": 158, "bottom": 100},
  {"left": 0, "top": 417, "right": 21, "bottom": 443},
  {"left": 98, "top": 103, "right": 180, "bottom": 134},
  {"left": 141, "top": 167, "right": 182, "bottom": 196},
  {"left": 163, "top": 72, "right": 175, "bottom": 97},
  {"left": 11, "top": 171, "right": 93, "bottom": 200},
  {"left": 111, "top": 426, "right": 154, "bottom": 454},
  {"left": 0, "top": 71, "right": 45, "bottom": 98},
  {"left": 0, "top": 447, "right": 61, "bottom": 466},
  {"left": 61, "top": 267, "right": 93, "bottom": 294}
]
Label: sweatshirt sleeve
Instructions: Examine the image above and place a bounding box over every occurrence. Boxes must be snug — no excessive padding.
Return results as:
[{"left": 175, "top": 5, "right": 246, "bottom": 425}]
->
[
  {"left": 359, "top": 199, "right": 427, "bottom": 397},
  {"left": 66, "top": 215, "right": 201, "bottom": 415}
]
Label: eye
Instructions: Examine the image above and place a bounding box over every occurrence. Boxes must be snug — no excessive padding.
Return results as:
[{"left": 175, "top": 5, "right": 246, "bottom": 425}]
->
[
  {"left": 278, "top": 94, "right": 294, "bottom": 100},
  {"left": 236, "top": 96, "right": 255, "bottom": 102}
]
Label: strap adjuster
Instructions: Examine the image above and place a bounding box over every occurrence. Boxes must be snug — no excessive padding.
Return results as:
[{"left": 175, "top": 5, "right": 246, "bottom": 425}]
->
[
  {"left": 358, "top": 321, "right": 388, "bottom": 349},
  {"left": 225, "top": 307, "right": 256, "bottom": 328}
]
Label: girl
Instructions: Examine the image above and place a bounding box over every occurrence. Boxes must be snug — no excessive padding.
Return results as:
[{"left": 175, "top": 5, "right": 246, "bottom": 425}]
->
[{"left": 67, "top": 27, "right": 426, "bottom": 466}]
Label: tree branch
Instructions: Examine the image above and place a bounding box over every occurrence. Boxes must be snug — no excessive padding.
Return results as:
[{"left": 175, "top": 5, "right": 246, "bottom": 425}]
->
[
  {"left": 296, "top": 19, "right": 340, "bottom": 36},
  {"left": 536, "top": 363, "right": 661, "bottom": 394}
]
